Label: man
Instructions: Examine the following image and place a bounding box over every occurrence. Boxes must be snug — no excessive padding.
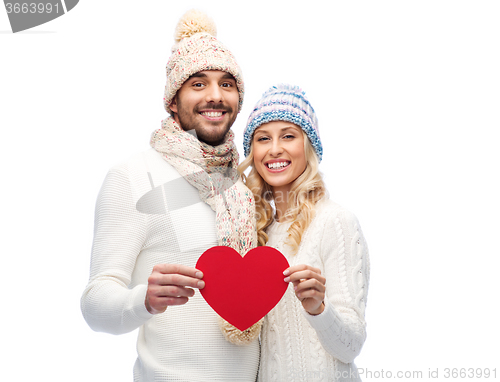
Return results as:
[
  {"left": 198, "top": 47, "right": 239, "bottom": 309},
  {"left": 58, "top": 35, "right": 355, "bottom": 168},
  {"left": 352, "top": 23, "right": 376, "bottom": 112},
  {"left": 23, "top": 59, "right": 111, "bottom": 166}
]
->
[{"left": 81, "top": 10, "right": 259, "bottom": 382}]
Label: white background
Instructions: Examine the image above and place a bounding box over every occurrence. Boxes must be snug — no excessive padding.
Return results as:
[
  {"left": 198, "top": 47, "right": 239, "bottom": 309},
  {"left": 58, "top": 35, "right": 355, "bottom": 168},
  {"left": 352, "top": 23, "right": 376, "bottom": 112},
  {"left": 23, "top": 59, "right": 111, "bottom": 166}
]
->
[{"left": 1, "top": 1, "right": 499, "bottom": 381}]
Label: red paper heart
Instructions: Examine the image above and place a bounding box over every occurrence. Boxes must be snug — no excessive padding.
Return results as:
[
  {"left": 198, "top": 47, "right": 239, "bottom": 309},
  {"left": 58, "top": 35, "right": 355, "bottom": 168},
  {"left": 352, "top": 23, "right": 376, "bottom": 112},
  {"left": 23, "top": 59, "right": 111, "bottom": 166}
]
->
[{"left": 196, "top": 246, "right": 289, "bottom": 331}]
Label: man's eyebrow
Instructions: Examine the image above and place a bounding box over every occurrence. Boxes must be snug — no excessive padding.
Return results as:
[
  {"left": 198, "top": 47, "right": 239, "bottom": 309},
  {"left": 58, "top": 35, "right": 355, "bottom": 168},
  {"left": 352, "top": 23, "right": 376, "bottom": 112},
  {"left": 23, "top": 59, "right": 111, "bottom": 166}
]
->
[
  {"left": 221, "top": 73, "right": 236, "bottom": 80},
  {"left": 189, "top": 72, "right": 208, "bottom": 79},
  {"left": 188, "top": 72, "right": 235, "bottom": 80}
]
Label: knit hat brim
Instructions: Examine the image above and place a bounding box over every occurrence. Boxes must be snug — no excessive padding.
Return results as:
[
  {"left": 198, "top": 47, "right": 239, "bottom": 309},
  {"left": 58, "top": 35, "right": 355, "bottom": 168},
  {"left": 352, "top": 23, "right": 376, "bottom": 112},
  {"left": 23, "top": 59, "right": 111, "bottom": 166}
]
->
[
  {"left": 164, "top": 12, "right": 244, "bottom": 114},
  {"left": 243, "top": 85, "right": 323, "bottom": 161}
]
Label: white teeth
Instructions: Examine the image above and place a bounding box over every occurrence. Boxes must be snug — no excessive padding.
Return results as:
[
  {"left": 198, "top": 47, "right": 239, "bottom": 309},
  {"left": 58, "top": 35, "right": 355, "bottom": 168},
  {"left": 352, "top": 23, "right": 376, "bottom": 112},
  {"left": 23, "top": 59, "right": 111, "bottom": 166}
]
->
[
  {"left": 202, "top": 111, "right": 223, "bottom": 117},
  {"left": 267, "top": 162, "right": 289, "bottom": 169}
]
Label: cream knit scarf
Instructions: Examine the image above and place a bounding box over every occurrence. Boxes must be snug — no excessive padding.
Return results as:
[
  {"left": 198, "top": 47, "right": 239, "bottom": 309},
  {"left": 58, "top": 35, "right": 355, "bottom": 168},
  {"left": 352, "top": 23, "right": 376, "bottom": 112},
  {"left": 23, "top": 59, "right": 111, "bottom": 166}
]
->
[{"left": 150, "top": 117, "right": 262, "bottom": 344}]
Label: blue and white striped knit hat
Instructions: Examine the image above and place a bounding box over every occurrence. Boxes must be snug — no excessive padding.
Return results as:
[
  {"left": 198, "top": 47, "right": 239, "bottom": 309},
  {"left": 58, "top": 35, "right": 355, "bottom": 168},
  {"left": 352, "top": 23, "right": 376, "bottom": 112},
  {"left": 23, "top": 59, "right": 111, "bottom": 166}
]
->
[{"left": 243, "top": 84, "right": 323, "bottom": 162}]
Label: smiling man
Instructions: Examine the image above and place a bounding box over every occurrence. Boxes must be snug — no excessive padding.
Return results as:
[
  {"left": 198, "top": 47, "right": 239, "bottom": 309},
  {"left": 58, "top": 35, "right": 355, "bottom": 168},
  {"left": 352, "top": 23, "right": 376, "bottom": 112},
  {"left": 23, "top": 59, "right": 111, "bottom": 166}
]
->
[
  {"left": 81, "top": 10, "right": 260, "bottom": 382},
  {"left": 170, "top": 71, "right": 239, "bottom": 146}
]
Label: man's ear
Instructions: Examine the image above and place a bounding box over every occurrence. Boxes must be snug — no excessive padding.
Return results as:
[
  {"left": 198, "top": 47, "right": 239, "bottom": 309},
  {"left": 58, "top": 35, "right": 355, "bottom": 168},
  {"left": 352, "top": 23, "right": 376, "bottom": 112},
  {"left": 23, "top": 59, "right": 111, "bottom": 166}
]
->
[{"left": 170, "top": 96, "right": 178, "bottom": 114}]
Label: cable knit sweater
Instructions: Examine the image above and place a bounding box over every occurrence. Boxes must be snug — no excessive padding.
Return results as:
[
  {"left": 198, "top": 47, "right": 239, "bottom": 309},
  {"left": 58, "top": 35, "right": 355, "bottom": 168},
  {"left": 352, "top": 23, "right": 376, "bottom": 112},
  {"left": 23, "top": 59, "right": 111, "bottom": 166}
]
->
[
  {"left": 80, "top": 148, "right": 260, "bottom": 382},
  {"left": 258, "top": 199, "right": 370, "bottom": 382}
]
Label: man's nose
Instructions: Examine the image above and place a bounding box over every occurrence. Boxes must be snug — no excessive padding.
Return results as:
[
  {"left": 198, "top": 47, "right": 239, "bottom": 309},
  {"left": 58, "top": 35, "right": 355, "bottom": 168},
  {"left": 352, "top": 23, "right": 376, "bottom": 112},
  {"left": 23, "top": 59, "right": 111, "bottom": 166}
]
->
[{"left": 205, "top": 83, "right": 223, "bottom": 104}]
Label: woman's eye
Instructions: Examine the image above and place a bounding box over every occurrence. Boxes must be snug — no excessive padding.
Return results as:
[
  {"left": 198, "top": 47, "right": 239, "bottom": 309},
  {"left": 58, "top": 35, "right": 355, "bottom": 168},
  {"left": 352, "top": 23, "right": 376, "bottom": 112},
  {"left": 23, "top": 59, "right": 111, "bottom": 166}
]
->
[
  {"left": 256, "top": 136, "right": 269, "bottom": 142},
  {"left": 283, "top": 134, "right": 295, "bottom": 139}
]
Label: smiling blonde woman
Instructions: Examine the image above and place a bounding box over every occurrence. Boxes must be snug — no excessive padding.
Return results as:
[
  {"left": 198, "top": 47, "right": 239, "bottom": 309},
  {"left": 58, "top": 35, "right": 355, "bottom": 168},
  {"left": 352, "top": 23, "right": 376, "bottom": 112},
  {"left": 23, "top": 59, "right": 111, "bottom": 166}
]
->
[{"left": 239, "top": 84, "right": 371, "bottom": 382}]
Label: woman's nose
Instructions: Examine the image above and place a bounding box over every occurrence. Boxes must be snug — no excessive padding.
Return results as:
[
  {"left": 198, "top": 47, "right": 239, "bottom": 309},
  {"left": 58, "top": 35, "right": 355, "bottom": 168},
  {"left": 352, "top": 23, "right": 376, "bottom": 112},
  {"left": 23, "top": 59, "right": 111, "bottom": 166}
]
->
[{"left": 269, "top": 139, "right": 284, "bottom": 156}]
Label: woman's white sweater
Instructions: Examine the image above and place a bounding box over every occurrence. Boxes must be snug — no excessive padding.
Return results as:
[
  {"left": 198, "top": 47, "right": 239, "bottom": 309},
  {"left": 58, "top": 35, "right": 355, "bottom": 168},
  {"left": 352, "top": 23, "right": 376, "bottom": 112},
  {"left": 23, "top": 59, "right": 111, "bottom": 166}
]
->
[{"left": 258, "top": 199, "right": 370, "bottom": 382}]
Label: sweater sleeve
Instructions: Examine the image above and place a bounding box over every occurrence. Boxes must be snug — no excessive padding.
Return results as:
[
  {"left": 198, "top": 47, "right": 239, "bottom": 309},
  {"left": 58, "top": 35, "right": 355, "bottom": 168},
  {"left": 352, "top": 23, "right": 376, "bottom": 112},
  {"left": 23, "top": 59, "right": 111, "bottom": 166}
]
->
[
  {"left": 80, "top": 168, "right": 153, "bottom": 335},
  {"left": 302, "top": 207, "right": 370, "bottom": 364}
]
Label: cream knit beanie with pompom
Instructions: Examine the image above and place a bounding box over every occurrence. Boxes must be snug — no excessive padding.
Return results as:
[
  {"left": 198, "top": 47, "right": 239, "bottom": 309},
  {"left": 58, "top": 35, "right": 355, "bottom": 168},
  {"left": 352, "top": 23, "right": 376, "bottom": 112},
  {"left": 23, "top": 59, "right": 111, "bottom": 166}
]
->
[
  {"left": 164, "top": 9, "right": 244, "bottom": 114},
  {"left": 162, "top": 10, "right": 260, "bottom": 346}
]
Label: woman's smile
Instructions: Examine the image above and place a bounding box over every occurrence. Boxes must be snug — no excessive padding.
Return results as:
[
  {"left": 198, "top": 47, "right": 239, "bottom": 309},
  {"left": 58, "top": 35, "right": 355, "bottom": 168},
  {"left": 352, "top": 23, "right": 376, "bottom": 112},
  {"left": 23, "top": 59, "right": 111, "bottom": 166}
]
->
[
  {"left": 252, "top": 121, "right": 307, "bottom": 194},
  {"left": 265, "top": 160, "right": 292, "bottom": 172}
]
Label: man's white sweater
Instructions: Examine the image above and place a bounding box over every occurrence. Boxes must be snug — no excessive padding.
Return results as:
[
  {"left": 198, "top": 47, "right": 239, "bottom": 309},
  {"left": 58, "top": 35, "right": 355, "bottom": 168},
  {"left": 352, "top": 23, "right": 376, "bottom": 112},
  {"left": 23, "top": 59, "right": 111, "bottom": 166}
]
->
[{"left": 81, "top": 148, "right": 259, "bottom": 382}]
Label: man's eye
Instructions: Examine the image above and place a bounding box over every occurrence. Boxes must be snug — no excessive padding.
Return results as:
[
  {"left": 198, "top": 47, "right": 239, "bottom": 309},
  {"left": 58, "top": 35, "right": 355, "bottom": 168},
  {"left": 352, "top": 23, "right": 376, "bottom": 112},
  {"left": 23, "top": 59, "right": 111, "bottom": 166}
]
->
[
  {"left": 221, "top": 82, "right": 233, "bottom": 88},
  {"left": 193, "top": 83, "right": 204, "bottom": 87}
]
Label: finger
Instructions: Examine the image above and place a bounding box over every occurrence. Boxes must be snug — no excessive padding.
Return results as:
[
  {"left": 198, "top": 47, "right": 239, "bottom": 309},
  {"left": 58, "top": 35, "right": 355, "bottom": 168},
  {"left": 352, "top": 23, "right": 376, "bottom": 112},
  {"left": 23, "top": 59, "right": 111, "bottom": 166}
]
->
[
  {"left": 155, "top": 285, "right": 196, "bottom": 298},
  {"left": 284, "top": 264, "right": 321, "bottom": 276},
  {"left": 294, "top": 279, "right": 326, "bottom": 294},
  {"left": 148, "top": 295, "right": 190, "bottom": 311},
  {"left": 147, "top": 282, "right": 195, "bottom": 301},
  {"left": 149, "top": 269, "right": 205, "bottom": 289},
  {"left": 152, "top": 264, "right": 204, "bottom": 279},
  {"left": 160, "top": 296, "right": 190, "bottom": 306},
  {"left": 296, "top": 288, "right": 325, "bottom": 301},
  {"left": 285, "top": 269, "right": 325, "bottom": 285}
]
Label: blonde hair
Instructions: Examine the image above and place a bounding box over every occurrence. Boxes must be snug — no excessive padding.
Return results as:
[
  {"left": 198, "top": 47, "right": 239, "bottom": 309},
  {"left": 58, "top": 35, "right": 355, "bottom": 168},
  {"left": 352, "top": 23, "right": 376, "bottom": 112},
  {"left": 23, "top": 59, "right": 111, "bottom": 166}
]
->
[{"left": 238, "top": 131, "right": 327, "bottom": 254}]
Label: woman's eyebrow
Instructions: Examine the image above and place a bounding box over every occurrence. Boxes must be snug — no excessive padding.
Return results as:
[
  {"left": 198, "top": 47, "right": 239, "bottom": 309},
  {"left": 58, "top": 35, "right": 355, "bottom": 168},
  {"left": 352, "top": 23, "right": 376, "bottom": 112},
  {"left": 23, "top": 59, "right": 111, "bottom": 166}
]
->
[{"left": 254, "top": 126, "right": 299, "bottom": 135}]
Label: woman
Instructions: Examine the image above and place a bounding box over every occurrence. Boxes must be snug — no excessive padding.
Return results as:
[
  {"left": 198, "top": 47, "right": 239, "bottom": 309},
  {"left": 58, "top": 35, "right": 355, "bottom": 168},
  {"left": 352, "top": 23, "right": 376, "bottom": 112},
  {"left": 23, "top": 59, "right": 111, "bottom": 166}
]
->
[{"left": 239, "top": 84, "right": 370, "bottom": 381}]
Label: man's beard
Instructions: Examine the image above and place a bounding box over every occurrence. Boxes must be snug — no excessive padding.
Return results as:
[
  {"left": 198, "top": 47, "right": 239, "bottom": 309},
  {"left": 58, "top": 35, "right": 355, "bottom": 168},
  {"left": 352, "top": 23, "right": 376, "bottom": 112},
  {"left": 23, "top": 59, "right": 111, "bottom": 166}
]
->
[{"left": 175, "top": 102, "right": 237, "bottom": 146}]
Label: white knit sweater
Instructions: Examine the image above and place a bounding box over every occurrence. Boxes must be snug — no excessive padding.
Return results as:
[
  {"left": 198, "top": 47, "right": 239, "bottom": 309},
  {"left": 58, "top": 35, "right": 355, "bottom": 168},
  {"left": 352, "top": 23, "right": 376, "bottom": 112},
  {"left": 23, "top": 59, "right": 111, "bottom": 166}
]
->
[
  {"left": 258, "top": 199, "right": 370, "bottom": 382},
  {"left": 80, "top": 148, "right": 260, "bottom": 382}
]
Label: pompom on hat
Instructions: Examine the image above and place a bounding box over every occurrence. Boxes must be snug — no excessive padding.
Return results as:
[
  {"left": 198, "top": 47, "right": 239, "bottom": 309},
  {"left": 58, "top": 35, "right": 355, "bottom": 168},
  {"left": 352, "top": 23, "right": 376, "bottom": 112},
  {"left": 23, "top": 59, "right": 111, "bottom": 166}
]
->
[
  {"left": 243, "top": 84, "right": 323, "bottom": 162},
  {"left": 164, "top": 9, "right": 244, "bottom": 113}
]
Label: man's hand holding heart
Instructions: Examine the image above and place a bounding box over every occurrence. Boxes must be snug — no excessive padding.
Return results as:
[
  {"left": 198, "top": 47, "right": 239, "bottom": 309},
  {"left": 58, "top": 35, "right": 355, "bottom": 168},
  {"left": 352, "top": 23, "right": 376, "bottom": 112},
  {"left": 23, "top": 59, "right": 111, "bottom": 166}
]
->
[{"left": 145, "top": 264, "right": 205, "bottom": 315}]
